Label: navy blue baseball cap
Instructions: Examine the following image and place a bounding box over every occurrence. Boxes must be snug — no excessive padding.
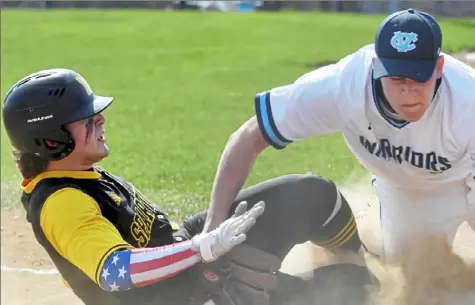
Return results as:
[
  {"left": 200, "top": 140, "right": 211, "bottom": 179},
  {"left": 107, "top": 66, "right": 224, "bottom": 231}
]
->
[{"left": 373, "top": 8, "right": 442, "bottom": 82}]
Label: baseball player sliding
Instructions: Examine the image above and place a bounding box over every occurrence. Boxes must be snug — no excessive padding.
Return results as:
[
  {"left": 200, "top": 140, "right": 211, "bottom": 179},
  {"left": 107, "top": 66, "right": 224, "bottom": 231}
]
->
[
  {"left": 3, "top": 76, "right": 376, "bottom": 303},
  {"left": 202, "top": 8, "right": 475, "bottom": 261}
]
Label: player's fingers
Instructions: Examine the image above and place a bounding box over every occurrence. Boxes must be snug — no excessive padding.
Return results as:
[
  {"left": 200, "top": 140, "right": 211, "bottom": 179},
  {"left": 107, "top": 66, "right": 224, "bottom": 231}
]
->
[
  {"left": 230, "top": 234, "right": 247, "bottom": 246},
  {"left": 227, "top": 214, "right": 254, "bottom": 233},
  {"left": 232, "top": 201, "right": 248, "bottom": 218},
  {"left": 246, "top": 201, "right": 265, "bottom": 218},
  {"left": 225, "top": 202, "right": 264, "bottom": 236},
  {"left": 237, "top": 217, "right": 257, "bottom": 234}
]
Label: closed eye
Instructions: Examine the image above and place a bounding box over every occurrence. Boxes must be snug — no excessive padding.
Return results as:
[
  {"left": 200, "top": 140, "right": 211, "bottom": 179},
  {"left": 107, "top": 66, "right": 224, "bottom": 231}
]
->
[{"left": 389, "top": 77, "right": 405, "bottom": 82}]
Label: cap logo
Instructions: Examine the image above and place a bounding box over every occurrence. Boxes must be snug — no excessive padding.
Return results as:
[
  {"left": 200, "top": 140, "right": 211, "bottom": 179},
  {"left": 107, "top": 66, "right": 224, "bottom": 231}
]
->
[{"left": 390, "top": 31, "right": 418, "bottom": 52}]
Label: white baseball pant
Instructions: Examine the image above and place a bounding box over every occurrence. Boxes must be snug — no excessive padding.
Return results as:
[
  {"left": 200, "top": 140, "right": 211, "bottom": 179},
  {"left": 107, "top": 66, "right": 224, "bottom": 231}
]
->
[{"left": 372, "top": 175, "right": 475, "bottom": 261}]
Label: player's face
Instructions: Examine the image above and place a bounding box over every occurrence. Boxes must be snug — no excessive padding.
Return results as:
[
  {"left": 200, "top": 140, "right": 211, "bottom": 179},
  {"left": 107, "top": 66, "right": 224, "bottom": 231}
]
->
[
  {"left": 380, "top": 56, "right": 444, "bottom": 122},
  {"left": 66, "top": 113, "right": 109, "bottom": 164}
]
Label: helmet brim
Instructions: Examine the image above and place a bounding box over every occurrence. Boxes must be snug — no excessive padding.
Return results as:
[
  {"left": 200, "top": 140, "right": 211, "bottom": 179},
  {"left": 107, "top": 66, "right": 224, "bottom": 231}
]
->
[
  {"left": 93, "top": 95, "right": 114, "bottom": 114},
  {"left": 63, "top": 95, "right": 114, "bottom": 125}
]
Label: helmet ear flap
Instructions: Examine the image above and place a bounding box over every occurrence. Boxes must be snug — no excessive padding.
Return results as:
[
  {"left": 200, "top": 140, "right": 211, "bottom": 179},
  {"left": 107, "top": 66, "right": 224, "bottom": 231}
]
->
[
  {"left": 35, "top": 126, "right": 76, "bottom": 161},
  {"left": 35, "top": 138, "right": 75, "bottom": 161},
  {"left": 50, "top": 140, "right": 75, "bottom": 161}
]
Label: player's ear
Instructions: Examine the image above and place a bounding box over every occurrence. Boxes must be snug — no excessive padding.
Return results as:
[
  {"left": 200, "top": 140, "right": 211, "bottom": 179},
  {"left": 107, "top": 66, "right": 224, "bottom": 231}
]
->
[{"left": 435, "top": 55, "right": 444, "bottom": 79}]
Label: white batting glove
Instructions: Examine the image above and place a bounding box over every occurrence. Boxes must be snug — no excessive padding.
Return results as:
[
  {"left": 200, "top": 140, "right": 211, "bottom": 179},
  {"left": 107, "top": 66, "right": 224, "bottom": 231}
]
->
[{"left": 192, "top": 201, "right": 265, "bottom": 263}]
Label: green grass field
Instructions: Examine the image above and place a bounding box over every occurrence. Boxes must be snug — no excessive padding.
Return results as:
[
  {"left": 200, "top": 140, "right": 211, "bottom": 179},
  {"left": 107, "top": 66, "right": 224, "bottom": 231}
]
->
[{"left": 1, "top": 10, "right": 474, "bottom": 219}]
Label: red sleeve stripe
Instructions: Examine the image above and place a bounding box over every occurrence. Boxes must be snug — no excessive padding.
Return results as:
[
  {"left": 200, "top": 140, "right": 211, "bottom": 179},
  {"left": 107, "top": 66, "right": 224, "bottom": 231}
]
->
[
  {"left": 130, "top": 247, "right": 196, "bottom": 274},
  {"left": 131, "top": 253, "right": 199, "bottom": 286},
  {"left": 128, "top": 241, "right": 200, "bottom": 286}
]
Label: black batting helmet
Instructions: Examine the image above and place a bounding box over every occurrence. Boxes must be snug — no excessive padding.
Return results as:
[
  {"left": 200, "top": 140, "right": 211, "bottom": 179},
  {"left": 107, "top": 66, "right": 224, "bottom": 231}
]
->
[{"left": 2, "top": 68, "right": 114, "bottom": 161}]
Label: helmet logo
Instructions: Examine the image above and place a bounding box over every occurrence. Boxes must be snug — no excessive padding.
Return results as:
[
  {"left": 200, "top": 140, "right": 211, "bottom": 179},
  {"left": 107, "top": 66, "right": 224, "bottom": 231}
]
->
[
  {"left": 75, "top": 76, "right": 93, "bottom": 96},
  {"left": 27, "top": 114, "right": 54, "bottom": 124}
]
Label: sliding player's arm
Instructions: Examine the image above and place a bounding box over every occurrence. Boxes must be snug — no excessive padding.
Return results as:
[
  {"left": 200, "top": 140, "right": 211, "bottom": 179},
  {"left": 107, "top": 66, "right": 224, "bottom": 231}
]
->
[{"left": 40, "top": 189, "right": 263, "bottom": 292}]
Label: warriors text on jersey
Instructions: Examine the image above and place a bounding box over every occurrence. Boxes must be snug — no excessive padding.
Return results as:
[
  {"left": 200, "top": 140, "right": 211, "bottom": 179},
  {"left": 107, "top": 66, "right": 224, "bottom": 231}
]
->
[{"left": 255, "top": 44, "right": 475, "bottom": 201}]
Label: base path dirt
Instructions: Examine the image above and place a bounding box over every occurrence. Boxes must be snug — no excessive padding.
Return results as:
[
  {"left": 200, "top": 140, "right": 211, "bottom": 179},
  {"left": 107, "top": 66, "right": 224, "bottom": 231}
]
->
[{"left": 1, "top": 208, "right": 82, "bottom": 305}]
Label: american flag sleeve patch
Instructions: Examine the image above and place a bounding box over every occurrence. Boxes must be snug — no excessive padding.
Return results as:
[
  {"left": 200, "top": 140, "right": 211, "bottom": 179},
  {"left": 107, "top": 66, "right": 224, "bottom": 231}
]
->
[{"left": 99, "top": 240, "right": 200, "bottom": 292}]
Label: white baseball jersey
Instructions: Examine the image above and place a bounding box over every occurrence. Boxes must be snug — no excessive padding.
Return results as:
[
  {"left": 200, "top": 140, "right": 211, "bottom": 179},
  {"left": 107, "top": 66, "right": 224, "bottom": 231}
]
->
[{"left": 255, "top": 44, "right": 475, "bottom": 199}]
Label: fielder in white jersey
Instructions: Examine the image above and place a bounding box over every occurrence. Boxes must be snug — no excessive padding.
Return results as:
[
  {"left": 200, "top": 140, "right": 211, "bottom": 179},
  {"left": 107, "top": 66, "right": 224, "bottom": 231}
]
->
[{"left": 202, "top": 8, "right": 475, "bottom": 260}]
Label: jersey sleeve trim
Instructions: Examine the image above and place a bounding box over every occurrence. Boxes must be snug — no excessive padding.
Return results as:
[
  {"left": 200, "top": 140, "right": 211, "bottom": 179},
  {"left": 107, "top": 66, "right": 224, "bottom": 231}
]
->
[{"left": 255, "top": 91, "right": 292, "bottom": 149}]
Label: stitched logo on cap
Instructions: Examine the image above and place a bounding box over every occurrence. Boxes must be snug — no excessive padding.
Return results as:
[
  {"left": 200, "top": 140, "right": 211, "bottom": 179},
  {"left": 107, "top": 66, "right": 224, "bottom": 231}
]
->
[{"left": 390, "top": 31, "right": 418, "bottom": 52}]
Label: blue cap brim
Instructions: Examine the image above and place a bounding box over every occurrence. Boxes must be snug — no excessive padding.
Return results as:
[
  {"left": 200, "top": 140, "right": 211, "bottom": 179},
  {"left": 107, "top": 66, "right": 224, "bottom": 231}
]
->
[{"left": 373, "top": 57, "right": 437, "bottom": 82}]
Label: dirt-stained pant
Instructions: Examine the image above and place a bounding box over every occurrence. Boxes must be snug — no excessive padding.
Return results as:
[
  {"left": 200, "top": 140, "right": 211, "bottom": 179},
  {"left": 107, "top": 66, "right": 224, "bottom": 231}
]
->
[{"left": 373, "top": 175, "right": 475, "bottom": 261}]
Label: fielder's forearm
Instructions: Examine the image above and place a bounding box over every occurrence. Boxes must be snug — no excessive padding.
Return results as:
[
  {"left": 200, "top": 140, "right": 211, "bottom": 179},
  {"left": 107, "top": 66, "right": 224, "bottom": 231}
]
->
[{"left": 203, "top": 118, "right": 266, "bottom": 233}]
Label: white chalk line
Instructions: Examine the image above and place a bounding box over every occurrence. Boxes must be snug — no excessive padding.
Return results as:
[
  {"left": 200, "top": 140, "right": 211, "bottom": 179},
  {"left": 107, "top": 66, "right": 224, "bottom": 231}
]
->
[{"left": 1, "top": 265, "right": 59, "bottom": 275}]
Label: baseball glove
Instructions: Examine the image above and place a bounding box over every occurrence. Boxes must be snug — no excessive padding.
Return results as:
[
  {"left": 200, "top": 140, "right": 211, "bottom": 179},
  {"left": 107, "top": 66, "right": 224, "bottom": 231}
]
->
[{"left": 189, "top": 243, "right": 282, "bottom": 305}]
